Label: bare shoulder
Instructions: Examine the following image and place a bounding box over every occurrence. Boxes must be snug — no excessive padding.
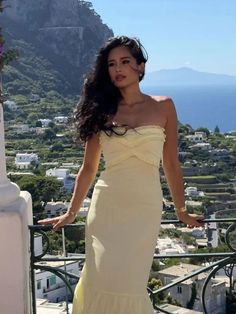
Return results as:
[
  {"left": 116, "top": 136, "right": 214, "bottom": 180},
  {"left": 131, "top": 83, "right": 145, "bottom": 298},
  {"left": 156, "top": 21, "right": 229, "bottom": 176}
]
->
[
  {"left": 150, "top": 95, "right": 170, "bottom": 102},
  {"left": 143, "top": 95, "right": 175, "bottom": 128},
  {"left": 150, "top": 95, "right": 173, "bottom": 105},
  {"left": 149, "top": 95, "right": 176, "bottom": 113}
]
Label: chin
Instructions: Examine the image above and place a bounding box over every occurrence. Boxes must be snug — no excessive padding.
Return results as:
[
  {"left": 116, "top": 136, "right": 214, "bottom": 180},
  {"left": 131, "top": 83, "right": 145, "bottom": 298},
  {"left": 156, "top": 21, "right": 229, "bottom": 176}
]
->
[
  {"left": 113, "top": 82, "right": 128, "bottom": 89},
  {"left": 114, "top": 80, "right": 135, "bottom": 89}
]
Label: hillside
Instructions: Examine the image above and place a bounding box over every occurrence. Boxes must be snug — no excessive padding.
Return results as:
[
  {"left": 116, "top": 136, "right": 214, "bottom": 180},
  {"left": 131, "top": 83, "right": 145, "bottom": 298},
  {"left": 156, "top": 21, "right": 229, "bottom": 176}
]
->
[{"left": 1, "top": 0, "right": 113, "bottom": 96}]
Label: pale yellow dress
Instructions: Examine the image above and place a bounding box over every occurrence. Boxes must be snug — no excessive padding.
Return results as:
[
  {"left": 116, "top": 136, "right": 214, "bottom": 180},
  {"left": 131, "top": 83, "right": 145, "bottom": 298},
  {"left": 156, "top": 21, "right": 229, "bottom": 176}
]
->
[{"left": 72, "top": 125, "right": 166, "bottom": 314}]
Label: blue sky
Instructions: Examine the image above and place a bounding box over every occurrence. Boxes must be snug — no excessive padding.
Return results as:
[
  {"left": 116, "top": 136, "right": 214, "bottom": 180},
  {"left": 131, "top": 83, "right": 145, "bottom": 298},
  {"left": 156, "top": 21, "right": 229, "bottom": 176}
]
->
[{"left": 90, "top": 0, "right": 236, "bottom": 75}]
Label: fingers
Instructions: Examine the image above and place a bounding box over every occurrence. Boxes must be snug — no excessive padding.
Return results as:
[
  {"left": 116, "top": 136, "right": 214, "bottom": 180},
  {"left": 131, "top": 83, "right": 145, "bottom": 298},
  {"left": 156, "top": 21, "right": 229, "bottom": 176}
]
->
[
  {"left": 53, "top": 223, "right": 63, "bottom": 232},
  {"left": 38, "top": 218, "right": 59, "bottom": 225},
  {"left": 185, "top": 214, "right": 205, "bottom": 228},
  {"left": 196, "top": 217, "right": 205, "bottom": 227},
  {"left": 197, "top": 215, "right": 204, "bottom": 221},
  {"left": 192, "top": 219, "right": 205, "bottom": 228}
]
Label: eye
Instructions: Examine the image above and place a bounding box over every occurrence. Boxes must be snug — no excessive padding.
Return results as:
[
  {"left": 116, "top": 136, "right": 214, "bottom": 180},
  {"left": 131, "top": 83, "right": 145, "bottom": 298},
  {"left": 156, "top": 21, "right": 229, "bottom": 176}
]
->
[
  {"left": 122, "top": 59, "right": 130, "bottom": 64},
  {"left": 108, "top": 62, "right": 115, "bottom": 67}
]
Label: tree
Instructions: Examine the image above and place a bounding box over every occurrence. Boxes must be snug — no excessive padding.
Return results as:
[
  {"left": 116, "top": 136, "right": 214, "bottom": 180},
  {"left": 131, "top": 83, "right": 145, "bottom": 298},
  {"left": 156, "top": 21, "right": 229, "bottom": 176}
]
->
[
  {"left": 16, "top": 175, "right": 40, "bottom": 202},
  {"left": 151, "top": 260, "right": 161, "bottom": 272},
  {"left": 232, "top": 143, "right": 236, "bottom": 154},
  {"left": 214, "top": 125, "right": 220, "bottom": 134},
  {"left": 178, "top": 125, "right": 190, "bottom": 135},
  {"left": 166, "top": 295, "right": 182, "bottom": 306},
  {"left": 195, "top": 127, "right": 210, "bottom": 137},
  {"left": 15, "top": 175, "right": 63, "bottom": 207},
  {"left": 148, "top": 277, "right": 165, "bottom": 303},
  {"left": 27, "top": 113, "right": 39, "bottom": 125},
  {"left": 42, "top": 128, "right": 56, "bottom": 141},
  {"left": 37, "top": 176, "right": 63, "bottom": 203},
  {"left": 35, "top": 120, "right": 42, "bottom": 127},
  {"left": 49, "top": 122, "right": 60, "bottom": 133},
  {"left": 50, "top": 141, "right": 64, "bottom": 152}
]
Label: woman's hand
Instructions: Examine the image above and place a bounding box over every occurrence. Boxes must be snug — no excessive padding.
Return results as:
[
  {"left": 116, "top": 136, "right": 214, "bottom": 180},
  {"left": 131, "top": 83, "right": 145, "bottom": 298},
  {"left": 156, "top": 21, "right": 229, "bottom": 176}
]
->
[
  {"left": 38, "top": 212, "right": 76, "bottom": 232},
  {"left": 176, "top": 211, "right": 205, "bottom": 228}
]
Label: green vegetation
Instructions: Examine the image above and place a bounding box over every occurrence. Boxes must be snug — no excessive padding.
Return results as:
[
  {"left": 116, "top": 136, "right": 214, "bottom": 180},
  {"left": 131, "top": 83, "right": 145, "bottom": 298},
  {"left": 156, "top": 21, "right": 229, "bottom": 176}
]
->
[
  {"left": 147, "top": 276, "right": 181, "bottom": 307},
  {"left": 189, "top": 245, "right": 230, "bottom": 265},
  {"left": 9, "top": 175, "right": 63, "bottom": 216},
  {"left": 46, "top": 221, "right": 86, "bottom": 254},
  {"left": 186, "top": 282, "right": 197, "bottom": 310}
]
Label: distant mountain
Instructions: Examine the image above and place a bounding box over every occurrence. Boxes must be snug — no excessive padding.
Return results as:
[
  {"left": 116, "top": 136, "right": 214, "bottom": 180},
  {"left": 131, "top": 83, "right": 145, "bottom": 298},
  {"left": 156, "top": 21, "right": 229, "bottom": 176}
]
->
[{"left": 142, "top": 67, "right": 236, "bottom": 87}]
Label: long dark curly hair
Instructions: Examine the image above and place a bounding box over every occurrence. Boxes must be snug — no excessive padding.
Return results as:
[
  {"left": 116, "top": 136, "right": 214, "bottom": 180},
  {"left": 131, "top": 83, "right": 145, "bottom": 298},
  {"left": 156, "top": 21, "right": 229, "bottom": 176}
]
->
[{"left": 74, "top": 35, "right": 148, "bottom": 142}]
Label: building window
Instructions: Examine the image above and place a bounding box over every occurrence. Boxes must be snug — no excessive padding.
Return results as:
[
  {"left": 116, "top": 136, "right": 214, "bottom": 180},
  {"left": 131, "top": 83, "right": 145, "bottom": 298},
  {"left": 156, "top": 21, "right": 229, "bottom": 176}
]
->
[
  {"left": 46, "top": 275, "right": 56, "bottom": 289},
  {"left": 37, "top": 280, "right": 41, "bottom": 290},
  {"left": 49, "top": 275, "right": 56, "bottom": 286},
  {"left": 177, "top": 286, "right": 182, "bottom": 294}
]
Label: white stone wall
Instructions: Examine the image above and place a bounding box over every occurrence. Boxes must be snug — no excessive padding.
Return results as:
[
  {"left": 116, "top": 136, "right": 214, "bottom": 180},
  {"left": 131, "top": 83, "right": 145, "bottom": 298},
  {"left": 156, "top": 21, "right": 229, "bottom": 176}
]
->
[{"left": 0, "top": 191, "right": 33, "bottom": 314}]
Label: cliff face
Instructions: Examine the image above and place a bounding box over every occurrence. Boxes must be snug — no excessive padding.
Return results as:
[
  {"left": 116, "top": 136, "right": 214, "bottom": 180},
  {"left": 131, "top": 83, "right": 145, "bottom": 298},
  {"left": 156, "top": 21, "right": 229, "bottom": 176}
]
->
[{"left": 2, "top": 0, "right": 113, "bottom": 95}]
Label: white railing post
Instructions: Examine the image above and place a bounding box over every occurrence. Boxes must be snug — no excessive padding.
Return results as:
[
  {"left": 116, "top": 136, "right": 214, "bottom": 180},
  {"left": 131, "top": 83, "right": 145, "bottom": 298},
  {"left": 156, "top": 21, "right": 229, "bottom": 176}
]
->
[
  {"left": 0, "top": 97, "right": 33, "bottom": 313},
  {"left": 0, "top": 102, "right": 21, "bottom": 203}
]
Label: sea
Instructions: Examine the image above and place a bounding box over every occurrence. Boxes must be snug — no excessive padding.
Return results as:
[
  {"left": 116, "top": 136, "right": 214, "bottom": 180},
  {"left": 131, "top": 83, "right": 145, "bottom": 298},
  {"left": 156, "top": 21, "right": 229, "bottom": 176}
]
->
[{"left": 142, "top": 85, "right": 236, "bottom": 133}]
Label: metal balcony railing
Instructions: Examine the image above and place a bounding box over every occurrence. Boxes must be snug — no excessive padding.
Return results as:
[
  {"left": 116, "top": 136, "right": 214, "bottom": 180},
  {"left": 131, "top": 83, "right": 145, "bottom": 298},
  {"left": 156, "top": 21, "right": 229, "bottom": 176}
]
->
[{"left": 29, "top": 218, "right": 236, "bottom": 314}]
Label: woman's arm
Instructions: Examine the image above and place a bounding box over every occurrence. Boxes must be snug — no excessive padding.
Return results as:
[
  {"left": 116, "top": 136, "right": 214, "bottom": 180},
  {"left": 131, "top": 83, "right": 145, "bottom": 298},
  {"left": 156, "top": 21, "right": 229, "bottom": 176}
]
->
[
  {"left": 162, "top": 99, "right": 204, "bottom": 227},
  {"left": 67, "top": 133, "right": 102, "bottom": 215},
  {"left": 38, "top": 132, "right": 102, "bottom": 230},
  {"left": 162, "top": 99, "right": 185, "bottom": 208}
]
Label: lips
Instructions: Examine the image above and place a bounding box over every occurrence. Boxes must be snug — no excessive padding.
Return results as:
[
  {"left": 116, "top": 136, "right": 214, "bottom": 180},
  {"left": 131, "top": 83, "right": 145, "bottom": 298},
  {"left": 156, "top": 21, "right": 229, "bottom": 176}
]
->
[{"left": 115, "top": 74, "right": 126, "bottom": 81}]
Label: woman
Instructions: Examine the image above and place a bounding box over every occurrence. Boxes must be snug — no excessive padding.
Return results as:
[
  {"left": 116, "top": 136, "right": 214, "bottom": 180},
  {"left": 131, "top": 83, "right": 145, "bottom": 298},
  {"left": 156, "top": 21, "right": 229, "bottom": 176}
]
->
[{"left": 38, "top": 36, "right": 204, "bottom": 313}]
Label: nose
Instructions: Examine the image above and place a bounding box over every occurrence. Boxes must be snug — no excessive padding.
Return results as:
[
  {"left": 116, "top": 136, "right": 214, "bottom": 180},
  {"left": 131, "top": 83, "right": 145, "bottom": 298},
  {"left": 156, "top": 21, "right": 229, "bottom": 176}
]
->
[{"left": 115, "top": 64, "right": 121, "bottom": 72}]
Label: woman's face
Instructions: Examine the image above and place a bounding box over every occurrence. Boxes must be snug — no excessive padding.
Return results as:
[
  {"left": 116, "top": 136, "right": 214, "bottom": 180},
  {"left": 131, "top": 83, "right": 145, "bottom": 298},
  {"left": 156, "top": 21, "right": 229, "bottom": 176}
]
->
[{"left": 107, "top": 46, "right": 144, "bottom": 88}]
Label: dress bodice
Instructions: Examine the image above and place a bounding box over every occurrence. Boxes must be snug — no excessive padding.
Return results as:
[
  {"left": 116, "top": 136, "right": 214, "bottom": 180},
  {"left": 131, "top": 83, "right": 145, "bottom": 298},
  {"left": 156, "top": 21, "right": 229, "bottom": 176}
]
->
[{"left": 99, "top": 125, "right": 166, "bottom": 169}]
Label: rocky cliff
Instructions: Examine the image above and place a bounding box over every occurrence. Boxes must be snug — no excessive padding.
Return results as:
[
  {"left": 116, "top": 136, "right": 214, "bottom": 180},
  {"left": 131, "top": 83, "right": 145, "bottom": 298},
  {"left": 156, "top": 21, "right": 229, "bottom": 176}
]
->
[{"left": 2, "top": 0, "right": 113, "bottom": 95}]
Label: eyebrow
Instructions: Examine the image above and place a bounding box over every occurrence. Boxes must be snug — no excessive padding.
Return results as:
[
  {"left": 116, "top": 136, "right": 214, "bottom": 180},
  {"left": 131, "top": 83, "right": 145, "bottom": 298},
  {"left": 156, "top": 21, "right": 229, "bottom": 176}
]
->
[{"left": 108, "top": 56, "right": 131, "bottom": 62}]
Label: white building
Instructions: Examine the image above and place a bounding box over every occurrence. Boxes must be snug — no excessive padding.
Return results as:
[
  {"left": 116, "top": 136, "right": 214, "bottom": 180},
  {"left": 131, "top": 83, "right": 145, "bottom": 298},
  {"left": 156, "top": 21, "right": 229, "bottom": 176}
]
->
[
  {"left": 45, "top": 198, "right": 91, "bottom": 218},
  {"left": 38, "top": 119, "right": 52, "bottom": 127},
  {"left": 46, "top": 168, "right": 75, "bottom": 192},
  {"left": 185, "top": 186, "right": 199, "bottom": 197},
  {"left": 37, "top": 299, "right": 72, "bottom": 314},
  {"left": 15, "top": 153, "right": 39, "bottom": 169},
  {"left": 61, "top": 162, "right": 81, "bottom": 170},
  {"left": 54, "top": 116, "right": 68, "bottom": 124},
  {"left": 189, "top": 142, "right": 212, "bottom": 150},
  {"left": 35, "top": 259, "right": 81, "bottom": 303},
  {"left": 186, "top": 132, "right": 207, "bottom": 143},
  {"left": 46, "top": 168, "right": 69, "bottom": 179},
  {"left": 225, "top": 130, "right": 236, "bottom": 136},
  {"left": 177, "top": 226, "right": 206, "bottom": 239},
  {"left": 79, "top": 197, "right": 91, "bottom": 217},
  {"left": 158, "top": 263, "right": 226, "bottom": 314},
  {"left": 4, "top": 100, "right": 18, "bottom": 111},
  {"left": 156, "top": 237, "right": 186, "bottom": 255},
  {"left": 44, "top": 201, "right": 67, "bottom": 218}
]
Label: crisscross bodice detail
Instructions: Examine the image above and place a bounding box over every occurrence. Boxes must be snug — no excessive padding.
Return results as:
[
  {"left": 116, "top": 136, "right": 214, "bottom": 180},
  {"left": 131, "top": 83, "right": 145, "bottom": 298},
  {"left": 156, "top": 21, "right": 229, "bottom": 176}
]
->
[{"left": 99, "top": 125, "right": 166, "bottom": 169}]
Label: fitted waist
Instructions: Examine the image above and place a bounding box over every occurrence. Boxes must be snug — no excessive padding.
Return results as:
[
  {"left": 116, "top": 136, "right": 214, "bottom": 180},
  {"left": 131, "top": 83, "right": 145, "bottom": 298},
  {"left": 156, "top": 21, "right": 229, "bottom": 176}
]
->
[
  {"left": 103, "top": 155, "right": 160, "bottom": 172},
  {"left": 98, "top": 157, "right": 161, "bottom": 187}
]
